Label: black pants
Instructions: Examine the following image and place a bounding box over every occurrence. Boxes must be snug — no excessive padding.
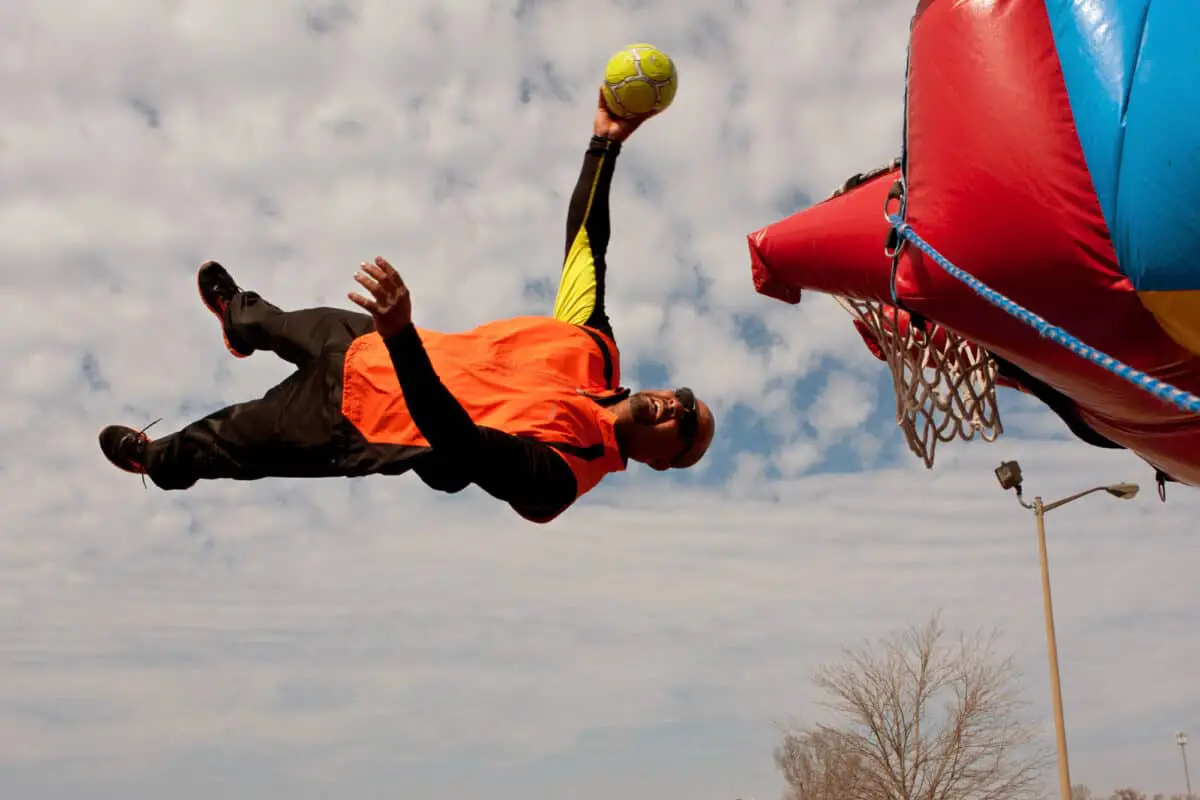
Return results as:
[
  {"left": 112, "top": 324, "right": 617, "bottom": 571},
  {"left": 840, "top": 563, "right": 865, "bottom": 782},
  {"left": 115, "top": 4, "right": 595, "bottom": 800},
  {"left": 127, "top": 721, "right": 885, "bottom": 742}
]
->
[{"left": 145, "top": 292, "right": 378, "bottom": 490}]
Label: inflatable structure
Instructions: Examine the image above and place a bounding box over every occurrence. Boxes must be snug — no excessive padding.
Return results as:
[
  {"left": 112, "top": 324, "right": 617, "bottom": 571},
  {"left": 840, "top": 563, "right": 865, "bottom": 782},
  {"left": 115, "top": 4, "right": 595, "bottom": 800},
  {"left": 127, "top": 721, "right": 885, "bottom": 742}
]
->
[{"left": 748, "top": 0, "right": 1200, "bottom": 492}]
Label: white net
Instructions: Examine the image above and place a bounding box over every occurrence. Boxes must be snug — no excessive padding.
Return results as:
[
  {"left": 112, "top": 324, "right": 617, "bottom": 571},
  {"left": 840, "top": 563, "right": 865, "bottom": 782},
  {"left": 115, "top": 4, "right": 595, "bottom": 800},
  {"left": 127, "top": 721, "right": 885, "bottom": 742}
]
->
[{"left": 836, "top": 295, "right": 1003, "bottom": 468}]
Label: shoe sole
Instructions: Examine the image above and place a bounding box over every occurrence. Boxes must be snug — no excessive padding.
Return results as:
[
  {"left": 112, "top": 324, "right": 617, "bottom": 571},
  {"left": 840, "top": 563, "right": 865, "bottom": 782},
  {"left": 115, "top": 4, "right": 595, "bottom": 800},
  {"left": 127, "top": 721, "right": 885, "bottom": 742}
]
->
[{"left": 196, "top": 261, "right": 251, "bottom": 359}]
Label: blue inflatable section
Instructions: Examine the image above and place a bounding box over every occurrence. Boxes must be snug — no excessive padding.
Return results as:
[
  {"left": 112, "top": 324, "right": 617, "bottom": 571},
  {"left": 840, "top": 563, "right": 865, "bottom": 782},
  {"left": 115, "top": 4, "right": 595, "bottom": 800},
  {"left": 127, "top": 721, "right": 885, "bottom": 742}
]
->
[
  {"left": 1044, "top": 0, "right": 1150, "bottom": 240},
  {"left": 1045, "top": 0, "right": 1200, "bottom": 292},
  {"left": 1111, "top": 0, "right": 1200, "bottom": 291}
]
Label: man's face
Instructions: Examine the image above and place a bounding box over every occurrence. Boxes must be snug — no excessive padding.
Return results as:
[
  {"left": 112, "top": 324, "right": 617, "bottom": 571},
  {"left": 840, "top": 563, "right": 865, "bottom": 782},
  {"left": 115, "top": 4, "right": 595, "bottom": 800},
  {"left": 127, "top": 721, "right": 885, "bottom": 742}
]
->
[{"left": 624, "top": 387, "right": 715, "bottom": 471}]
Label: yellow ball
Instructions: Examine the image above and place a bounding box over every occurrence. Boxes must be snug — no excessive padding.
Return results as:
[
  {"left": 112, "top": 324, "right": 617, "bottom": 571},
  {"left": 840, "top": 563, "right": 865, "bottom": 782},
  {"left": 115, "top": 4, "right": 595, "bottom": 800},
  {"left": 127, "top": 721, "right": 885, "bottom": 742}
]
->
[{"left": 600, "top": 43, "right": 678, "bottom": 119}]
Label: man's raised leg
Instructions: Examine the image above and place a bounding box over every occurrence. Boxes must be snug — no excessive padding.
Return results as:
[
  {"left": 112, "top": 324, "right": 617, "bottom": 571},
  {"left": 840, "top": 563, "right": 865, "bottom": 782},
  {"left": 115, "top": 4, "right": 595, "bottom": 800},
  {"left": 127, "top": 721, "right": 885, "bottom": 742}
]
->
[{"left": 198, "top": 261, "right": 374, "bottom": 366}]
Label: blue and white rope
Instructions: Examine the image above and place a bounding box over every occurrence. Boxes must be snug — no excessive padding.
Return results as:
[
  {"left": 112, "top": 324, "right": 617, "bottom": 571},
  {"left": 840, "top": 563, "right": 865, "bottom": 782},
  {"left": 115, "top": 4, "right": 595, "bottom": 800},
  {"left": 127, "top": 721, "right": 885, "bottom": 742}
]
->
[{"left": 887, "top": 215, "right": 1200, "bottom": 415}]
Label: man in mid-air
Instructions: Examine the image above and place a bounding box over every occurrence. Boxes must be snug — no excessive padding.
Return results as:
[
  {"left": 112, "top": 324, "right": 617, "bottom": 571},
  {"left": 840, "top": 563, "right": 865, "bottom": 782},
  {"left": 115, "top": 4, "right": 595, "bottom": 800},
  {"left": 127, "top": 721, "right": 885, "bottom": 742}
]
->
[{"left": 98, "top": 87, "right": 716, "bottom": 523}]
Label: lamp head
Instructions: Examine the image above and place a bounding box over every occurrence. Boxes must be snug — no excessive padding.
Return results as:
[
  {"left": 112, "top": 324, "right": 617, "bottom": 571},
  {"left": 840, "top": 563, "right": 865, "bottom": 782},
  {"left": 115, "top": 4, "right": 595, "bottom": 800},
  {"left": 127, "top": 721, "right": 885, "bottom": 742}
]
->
[
  {"left": 1104, "top": 482, "right": 1139, "bottom": 500},
  {"left": 994, "top": 460, "right": 1023, "bottom": 492}
]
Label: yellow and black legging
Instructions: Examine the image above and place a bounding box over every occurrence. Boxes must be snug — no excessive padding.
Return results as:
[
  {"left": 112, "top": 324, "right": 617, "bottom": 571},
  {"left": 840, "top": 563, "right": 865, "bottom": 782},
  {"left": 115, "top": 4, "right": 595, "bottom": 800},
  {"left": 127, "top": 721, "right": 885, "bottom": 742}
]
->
[{"left": 553, "top": 135, "right": 621, "bottom": 344}]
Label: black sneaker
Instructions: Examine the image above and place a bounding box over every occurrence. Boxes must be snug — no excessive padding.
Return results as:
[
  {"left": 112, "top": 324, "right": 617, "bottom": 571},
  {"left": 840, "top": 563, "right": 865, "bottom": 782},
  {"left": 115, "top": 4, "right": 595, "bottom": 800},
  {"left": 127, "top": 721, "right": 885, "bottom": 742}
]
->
[
  {"left": 197, "top": 260, "right": 253, "bottom": 358},
  {"left": 98, "top": 423, "right": 155, "bottom": 478}
]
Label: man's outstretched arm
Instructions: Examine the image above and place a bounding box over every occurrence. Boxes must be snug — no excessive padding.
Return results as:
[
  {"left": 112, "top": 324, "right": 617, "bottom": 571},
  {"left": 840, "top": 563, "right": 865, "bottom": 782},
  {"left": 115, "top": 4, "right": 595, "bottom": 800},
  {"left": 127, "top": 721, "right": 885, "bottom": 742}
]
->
[
  {"left": 552, "top": 134, "right": 621, "bottom": 342},
  {"left": 551, "top": 91, "right": 657, "bottom": 341},
  {"left": 384, "top": 324, "right": 579, "bottom": 523}
]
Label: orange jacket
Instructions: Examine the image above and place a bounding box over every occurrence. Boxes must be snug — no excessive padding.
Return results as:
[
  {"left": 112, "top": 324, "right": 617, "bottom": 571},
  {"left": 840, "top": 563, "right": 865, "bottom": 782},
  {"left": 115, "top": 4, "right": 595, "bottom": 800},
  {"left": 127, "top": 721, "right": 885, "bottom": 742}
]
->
[{"left": 340, "top": 315, "right": 628, "bottom": 500}]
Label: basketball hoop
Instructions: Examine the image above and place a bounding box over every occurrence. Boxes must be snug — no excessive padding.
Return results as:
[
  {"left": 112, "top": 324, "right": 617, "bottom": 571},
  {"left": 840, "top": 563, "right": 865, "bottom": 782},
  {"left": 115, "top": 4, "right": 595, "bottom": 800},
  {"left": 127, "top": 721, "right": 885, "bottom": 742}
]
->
[{"left": 836, "top": 295, "right": 1003, "bottom": 468}]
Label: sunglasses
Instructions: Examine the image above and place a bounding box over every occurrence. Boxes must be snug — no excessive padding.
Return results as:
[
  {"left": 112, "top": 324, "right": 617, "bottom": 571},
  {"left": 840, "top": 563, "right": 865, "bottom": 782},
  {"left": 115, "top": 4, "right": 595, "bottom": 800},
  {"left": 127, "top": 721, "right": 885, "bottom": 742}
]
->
[{"left": 670, "top": 387, "right": 699, "bottom": 465}]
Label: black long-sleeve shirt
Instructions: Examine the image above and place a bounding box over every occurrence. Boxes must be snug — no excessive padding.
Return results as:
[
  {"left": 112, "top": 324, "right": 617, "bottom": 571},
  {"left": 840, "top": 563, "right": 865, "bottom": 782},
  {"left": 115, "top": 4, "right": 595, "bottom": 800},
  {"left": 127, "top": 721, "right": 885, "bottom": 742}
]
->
[{"left": 387, "top": 136, "right": 624, "bottom": 523}]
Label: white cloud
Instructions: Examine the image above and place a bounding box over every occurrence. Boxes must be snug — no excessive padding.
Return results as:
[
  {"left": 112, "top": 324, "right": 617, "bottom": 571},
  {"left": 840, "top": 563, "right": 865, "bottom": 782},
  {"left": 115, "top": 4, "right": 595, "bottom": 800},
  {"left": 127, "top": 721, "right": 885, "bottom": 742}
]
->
[{"left": 2, "top": 1, "right": 1198, "bottom": 799}]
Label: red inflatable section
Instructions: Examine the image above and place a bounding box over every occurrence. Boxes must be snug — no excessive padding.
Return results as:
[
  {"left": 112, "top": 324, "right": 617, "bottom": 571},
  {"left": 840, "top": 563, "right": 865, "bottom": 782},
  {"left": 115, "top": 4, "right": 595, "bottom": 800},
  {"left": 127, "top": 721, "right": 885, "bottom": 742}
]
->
[
  {"left": 747, "top": 0, "right": 1200, "bottom": 486},
  {"left": 749, "top": 166, "right": 897, "bottom": 307}
]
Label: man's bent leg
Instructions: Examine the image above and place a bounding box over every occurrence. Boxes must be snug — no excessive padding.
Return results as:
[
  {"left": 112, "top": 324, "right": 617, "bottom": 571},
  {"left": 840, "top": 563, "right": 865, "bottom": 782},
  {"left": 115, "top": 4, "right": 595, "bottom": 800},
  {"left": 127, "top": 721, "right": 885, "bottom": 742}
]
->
[
  {"left": 224, "top": 292, "right": 375, "bottom": 367},
  {"left": 144, "top": 364, "right": 341, "bottom": 490}
]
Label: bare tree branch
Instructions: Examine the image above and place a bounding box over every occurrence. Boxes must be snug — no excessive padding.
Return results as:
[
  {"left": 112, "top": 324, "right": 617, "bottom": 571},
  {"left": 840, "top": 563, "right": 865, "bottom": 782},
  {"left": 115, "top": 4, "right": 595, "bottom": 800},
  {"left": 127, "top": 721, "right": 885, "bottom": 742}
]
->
[{"left": 775, "top": 612, "right": 1053, "bottom": 800}]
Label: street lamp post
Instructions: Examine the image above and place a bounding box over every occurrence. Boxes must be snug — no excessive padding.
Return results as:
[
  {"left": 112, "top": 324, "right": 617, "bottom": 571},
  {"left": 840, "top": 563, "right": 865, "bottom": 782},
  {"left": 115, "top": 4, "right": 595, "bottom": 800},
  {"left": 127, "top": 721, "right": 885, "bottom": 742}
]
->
[
  {"left": 994, "top": 460, "right": 1139, "bottom": 800},
  {"left": 1178, "top": 731, "right": 1193, "bottom": 799}
]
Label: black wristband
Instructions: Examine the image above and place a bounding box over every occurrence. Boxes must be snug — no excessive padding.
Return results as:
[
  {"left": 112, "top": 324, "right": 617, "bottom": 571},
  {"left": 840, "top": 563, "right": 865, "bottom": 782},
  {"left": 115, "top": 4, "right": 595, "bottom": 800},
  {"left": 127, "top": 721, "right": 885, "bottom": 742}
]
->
[{"left": 589, "top": 134, "right": 622, "bottom": 154}]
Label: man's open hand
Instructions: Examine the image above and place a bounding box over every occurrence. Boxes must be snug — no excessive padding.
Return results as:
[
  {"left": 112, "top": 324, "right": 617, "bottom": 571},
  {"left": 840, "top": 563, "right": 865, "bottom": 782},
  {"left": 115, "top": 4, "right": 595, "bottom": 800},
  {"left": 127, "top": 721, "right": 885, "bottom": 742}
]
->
[{"left": 348, "top": 256, "right": 412, "bottom": 339}]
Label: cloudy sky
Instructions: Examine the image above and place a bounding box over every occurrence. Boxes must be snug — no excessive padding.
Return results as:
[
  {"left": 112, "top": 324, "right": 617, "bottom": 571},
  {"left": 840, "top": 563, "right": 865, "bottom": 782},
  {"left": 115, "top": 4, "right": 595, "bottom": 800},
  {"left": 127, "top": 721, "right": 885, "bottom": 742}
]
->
[{"left": 3, "top": 0, "right": 1199, "bottom": 798}]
